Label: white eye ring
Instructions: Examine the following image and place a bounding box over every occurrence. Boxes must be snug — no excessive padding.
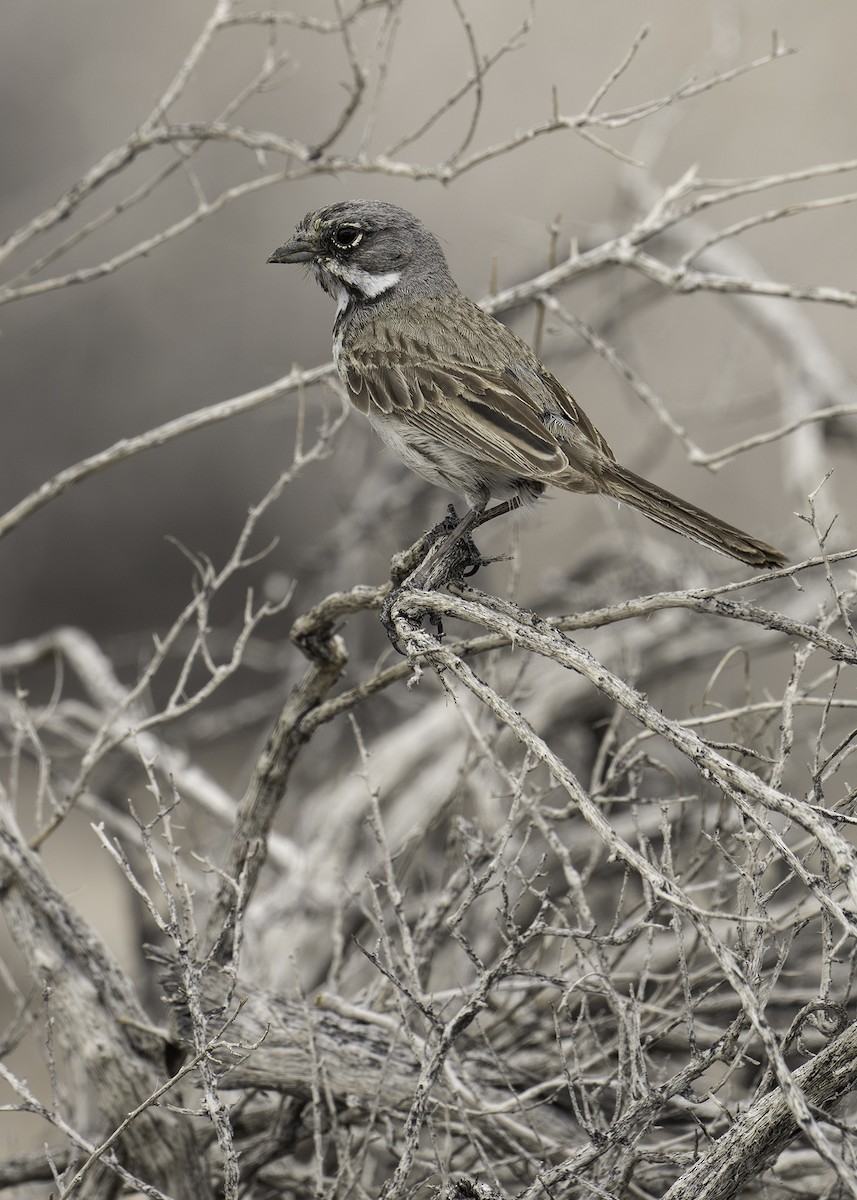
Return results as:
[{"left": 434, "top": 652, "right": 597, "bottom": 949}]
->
[{"left": 333, "top": 224, "right": 363, "bottom": 250}]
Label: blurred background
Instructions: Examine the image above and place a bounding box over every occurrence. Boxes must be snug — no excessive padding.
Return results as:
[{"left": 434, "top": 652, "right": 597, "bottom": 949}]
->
[
  {"left": 2, "top": 0, "right": 856, "bottom": 645},
  {"left": 2, "top": 0, "right": 857, "bottom": 1174}
]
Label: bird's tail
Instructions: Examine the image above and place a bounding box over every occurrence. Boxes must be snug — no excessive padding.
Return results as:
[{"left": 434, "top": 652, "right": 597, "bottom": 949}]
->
[{"left": 591, "top": 462, "right": 788, "bottom": 569}]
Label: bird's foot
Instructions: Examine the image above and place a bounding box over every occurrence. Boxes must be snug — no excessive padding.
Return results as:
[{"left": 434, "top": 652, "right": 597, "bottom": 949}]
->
[
  {"left": 390, "top": 505, "right": 462, "bottom": 586},
  {"left": 408, "top": 505, "right": 488, "bottom": 590},
  {"left": 382, "top": 505, "right": 505, "bottom": 650},
  {"left": 382, "top": 553, "right": 510, "bottom": 653}
]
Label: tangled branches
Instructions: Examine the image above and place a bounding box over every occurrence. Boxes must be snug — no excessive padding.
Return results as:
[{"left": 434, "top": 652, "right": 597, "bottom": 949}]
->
[{"left": 2, "top": 3, "right": 857, "bottom": 1198}]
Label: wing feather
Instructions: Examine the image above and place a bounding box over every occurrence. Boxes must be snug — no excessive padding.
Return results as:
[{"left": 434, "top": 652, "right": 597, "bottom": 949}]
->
[
  {"left": 360, "top": 357, "right": 566, "bottom": 475},
  {"left": 339, "top": 298, "right": 614, "bottom": 479},
  {"left": 536, "top": 367, "right": 616, "bottom": 463}
]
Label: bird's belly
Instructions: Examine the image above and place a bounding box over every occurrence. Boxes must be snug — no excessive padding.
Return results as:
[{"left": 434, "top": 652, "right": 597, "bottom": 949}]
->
[
  {"left": 367, "top": 413, "right": 460, "bottom": 488},
  {"left": 366, "top": 412, "right": 519, "bottom": 504}
]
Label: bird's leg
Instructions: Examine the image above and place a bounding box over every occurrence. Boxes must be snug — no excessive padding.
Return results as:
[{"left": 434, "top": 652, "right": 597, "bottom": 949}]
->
[
  {"left": 382, "top": 496, "right": 523, "bottom": 652},
  {"left": 457, "top": 498, "right": 523, "bottom": 578},
  {"left": 407, "top": 504, "right": 485, "bottom": 589},
  {"left": 407, "top": 495, "right": 522, "bottom": 589},
  {"left": 472, "top": 496, "right": 521, "bottom": 532},
  {"left": 381, "top": 510, "right": 482, "bottom": 651}
]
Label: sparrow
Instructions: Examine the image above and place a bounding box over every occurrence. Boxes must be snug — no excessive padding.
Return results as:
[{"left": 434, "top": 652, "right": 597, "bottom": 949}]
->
[{"left": 268, "top": 200, "right": 787, "bottom": 580}]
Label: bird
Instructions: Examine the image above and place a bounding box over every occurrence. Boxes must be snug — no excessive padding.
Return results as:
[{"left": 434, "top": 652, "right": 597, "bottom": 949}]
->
[{"left": 268, "top": 199, "right": 787, "bottom": 581}]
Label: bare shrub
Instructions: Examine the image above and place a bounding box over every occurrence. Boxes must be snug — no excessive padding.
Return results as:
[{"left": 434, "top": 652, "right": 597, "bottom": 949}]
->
[{"left": 2, "top": 4, "right": 857, "bottom": 1198}]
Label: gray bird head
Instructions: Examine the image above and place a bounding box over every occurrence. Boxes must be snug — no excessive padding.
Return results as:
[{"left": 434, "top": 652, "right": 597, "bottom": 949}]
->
[{"left": 267, "top": 199, "right": 456, "bottom": 306}]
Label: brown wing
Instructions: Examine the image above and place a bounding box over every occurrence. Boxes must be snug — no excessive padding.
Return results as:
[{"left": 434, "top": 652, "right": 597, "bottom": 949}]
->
[
  {"left": 534, "top": 366, "right": 616, "bottom": 465},
  {"left": 343, "top": 296, "right": 619, "bottom": 480},
  {"left": 347, "top": 356, "right": 567, "bottom": 479}
]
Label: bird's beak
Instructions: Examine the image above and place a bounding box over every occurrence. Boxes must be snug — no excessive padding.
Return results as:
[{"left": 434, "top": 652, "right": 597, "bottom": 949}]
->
[{"left": 267, "top": 234, "right": 316, "bottom": 264}]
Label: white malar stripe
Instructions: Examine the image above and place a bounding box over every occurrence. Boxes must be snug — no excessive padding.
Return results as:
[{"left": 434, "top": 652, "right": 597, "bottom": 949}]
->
[{"left": 330, "top": 262, "right": 401, "bottom": 299}]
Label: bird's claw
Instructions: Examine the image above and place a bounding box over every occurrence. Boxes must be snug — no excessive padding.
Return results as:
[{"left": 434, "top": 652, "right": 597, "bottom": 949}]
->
[{"left": 408, "top": 519, "right": 488, "bottom": 590}]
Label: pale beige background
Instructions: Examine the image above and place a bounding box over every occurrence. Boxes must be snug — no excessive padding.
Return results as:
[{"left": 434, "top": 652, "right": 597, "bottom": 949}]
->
[
  {"left": 1, "top": 0, "right": 856, "bottom": 1169},
  {"left": 1, "top": 1, "right": 855, "bottom": 641}
]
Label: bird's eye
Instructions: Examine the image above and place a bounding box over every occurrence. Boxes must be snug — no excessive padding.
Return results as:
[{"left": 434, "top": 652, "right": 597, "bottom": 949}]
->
[{"left": 332, "top": 224, "right": 363, "bottom": 250}]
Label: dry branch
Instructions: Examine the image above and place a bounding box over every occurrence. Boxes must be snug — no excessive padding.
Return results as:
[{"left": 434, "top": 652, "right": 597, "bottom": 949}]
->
[
  {"left": 3, "top": 6, "right": 857, "bottom": 1198},
  {"left": 0, "top": 807, "right": 211, "bottom": 1200},
  {"left": 662, "top": 1017, "right": 857, "bottom": 1200}
]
